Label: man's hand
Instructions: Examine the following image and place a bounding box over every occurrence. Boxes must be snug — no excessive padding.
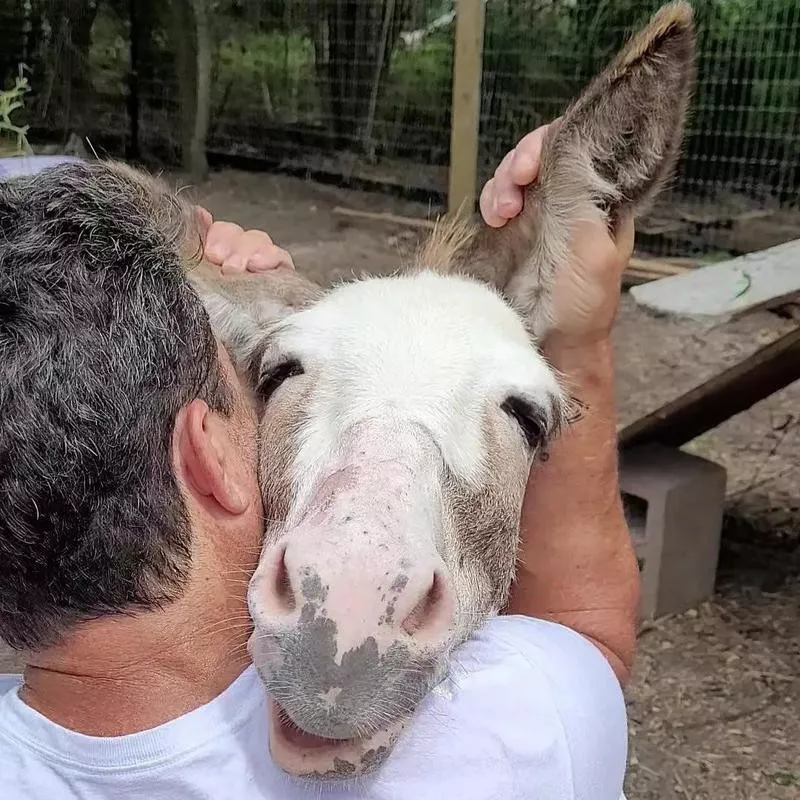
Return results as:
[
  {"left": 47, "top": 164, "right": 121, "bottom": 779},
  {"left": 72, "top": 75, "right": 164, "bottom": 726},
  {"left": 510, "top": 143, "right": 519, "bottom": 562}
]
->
[
  {"left": 479, "top": 122, "right": 634, "bottom": 349},
  {"left": 486, "top": 124, "right": 639, "bottom": 685},
  {"left": 195, "top": 206, "right": 294, "bottom": 274}
]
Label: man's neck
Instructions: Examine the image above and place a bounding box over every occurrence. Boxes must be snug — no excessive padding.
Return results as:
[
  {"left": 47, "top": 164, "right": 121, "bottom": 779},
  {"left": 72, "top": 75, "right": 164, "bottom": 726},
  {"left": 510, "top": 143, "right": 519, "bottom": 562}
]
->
[{"left": 20, "top": 582, "right": 253, "bottom": 736}]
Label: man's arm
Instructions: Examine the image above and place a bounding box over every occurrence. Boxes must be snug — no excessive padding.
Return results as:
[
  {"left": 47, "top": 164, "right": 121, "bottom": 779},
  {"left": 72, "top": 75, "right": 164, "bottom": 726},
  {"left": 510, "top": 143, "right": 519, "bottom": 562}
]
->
[
  {"left": 481, "top": 125, "right": 640, "bottom": 685},
  {"left": 508, "top": 338, "right": 639, "bottom": 684}
]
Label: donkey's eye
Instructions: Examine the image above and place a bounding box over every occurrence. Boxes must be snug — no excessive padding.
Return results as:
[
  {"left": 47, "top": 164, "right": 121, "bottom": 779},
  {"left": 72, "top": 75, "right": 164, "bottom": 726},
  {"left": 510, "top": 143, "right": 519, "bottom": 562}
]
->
[
  {"left": 258, "top": 359, "right": 304, "bottom": 403},
  {"left": 501, "top": 396, "right": 548, "bottom": 450}
]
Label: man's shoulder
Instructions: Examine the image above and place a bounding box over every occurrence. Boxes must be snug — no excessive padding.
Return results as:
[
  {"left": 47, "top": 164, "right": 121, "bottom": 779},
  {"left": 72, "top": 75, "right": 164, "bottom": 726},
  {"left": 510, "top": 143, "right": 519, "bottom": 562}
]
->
[
  {"left": 460, "top": 614, "right": 624, "bottom": 692},
  {"left": 383, "top": 615, "right": 629, "bottom": 800},
  {"left": 0, "top": 629, "right": 628, "bottom": 800},
  {"left": 0, "top": 667, "right": 276, "bottom": 800}
]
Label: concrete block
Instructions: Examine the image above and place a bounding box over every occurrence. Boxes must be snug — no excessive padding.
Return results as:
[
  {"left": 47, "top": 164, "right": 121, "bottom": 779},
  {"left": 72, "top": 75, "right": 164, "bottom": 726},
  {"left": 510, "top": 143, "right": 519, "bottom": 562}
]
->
[{"left": 620, "top": 443, "right": 727, "bottom": 620}]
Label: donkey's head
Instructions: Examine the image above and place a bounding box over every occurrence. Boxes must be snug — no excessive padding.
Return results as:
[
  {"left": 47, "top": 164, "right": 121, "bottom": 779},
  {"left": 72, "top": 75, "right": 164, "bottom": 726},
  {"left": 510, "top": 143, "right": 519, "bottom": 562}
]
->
[{"left": 195, "top": 2, "right": 694, "bottom": 780}]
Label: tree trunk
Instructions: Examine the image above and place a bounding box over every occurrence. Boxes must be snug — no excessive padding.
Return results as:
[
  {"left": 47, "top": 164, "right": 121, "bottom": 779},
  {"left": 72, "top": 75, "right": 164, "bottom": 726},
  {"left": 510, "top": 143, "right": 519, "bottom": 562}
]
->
[
  {"left": 189, "top": 0, "right": 211, "bottom": 182},
  {"left": 38, "top": 0, "right": 99, "bottom": 133},
  {"left": 127, "top": 0, "right": 140, "bottom": 159},
  {"left": 169, "top": 0, "right": 197, "bottom": 173},
  {"left": 361, "top": 0, "right": 396, "bottom": 160},
  {"left": 310, "top": 0, "right": 410, "bottom": 151}
]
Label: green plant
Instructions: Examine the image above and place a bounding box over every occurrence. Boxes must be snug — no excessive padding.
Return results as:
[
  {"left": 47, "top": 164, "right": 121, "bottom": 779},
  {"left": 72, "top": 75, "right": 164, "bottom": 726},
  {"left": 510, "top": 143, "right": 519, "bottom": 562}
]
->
[
  {"left": 378, "top": 32, "right": 453, "bottom": 160},
  {"left": 214, "top": 30, "right": 318, "bottom": 123},
  {"left": 0, "top": 67, "right": 32, "bottom": 156}
]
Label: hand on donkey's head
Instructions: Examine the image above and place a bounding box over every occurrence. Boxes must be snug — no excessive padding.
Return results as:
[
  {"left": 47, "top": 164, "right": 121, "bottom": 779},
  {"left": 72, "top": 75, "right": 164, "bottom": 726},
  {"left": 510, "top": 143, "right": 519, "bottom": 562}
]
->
[{"left": 198, "top": 208, "right": 295, "bottom": 275}]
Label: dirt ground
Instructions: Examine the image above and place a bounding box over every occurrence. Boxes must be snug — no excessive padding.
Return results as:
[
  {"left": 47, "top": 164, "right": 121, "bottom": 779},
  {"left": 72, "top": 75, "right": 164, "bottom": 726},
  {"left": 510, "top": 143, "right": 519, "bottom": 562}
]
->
[{"left": 3, "top": 169, "right": 797, "bottom": 797}]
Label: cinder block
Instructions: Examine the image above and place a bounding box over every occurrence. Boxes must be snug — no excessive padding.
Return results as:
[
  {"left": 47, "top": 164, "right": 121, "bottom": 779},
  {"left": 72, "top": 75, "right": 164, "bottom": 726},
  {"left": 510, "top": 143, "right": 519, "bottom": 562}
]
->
[{"left": 620, "top": 443, "right": 727, "bottom": 620}]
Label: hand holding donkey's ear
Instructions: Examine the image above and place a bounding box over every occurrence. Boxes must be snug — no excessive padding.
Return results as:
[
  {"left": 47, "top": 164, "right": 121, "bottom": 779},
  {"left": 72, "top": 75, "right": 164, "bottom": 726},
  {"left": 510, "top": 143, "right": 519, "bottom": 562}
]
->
[
  {"left": 438, "top": 2, "right": 694, "bottom": 342},
  {"left": 480, "top": 122, "right": 635, "bottom": 349}
]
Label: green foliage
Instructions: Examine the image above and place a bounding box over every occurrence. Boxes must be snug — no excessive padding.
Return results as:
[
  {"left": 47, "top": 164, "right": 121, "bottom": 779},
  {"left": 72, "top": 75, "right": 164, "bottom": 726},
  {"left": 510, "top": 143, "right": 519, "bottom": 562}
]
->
[
  {"left": 378, "top": 33, "right": 453, "bottom": 159},
  {"left": 0, "top": 68, "right": 31, "bottom": 156},
  {"left": 214, "top": 30, "right": 317, "bottom": 123},
  {"left": 685, "top": 0, "right": 800, "bottom": 197},
  {"left": 8, "top": 0, "right": 795, "bottom": 201},
  {"left": 480, "top": 1, "right": 576, "bottom": 170}
]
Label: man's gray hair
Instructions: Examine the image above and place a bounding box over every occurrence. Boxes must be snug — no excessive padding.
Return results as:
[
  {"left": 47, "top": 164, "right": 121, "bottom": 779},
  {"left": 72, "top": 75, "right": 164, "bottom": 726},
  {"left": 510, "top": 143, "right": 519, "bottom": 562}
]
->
[{"left": 0, "top": 161, "right": 232, "bottom": 650}]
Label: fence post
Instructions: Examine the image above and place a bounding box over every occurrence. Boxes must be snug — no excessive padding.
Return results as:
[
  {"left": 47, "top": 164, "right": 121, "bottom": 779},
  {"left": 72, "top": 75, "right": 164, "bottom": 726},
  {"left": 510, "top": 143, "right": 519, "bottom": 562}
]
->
[{"left": 448, "top": 0, "right": 486, "bottom": 215}]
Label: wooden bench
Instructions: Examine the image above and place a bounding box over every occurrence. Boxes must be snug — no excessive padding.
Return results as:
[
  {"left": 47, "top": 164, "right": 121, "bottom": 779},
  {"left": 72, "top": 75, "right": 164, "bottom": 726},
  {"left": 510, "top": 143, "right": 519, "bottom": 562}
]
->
[{"left": 623, "top": 241, "right": 800, "bottom": 618}]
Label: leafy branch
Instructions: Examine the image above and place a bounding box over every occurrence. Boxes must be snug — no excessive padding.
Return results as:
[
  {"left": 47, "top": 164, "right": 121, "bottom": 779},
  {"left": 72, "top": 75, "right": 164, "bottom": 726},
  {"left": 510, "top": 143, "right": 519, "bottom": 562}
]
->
[{"left": 0, "top": 67, "right": 33, "bottom": 156}]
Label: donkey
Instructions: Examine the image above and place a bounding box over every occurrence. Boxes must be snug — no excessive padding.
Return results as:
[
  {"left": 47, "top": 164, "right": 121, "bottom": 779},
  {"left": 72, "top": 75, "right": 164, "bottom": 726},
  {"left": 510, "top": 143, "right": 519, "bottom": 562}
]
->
[{"left": 191, "top": 2, "right": 695, "bottom": 780}]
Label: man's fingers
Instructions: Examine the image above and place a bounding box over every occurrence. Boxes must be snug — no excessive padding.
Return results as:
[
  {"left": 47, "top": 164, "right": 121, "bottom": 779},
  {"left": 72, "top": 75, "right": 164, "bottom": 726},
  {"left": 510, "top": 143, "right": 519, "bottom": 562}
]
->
[
  {"left": 194, "top": 206, "right": 213, "bottom": 244},
  {"left": 509, "top": 125, "right": 548, "bottom": 186},
  {"left": 248, "top": 246, "right": 294, "bottom": 272},
  {"left": 494, "top": 189, "right": 524, "bottom": 221},
  {"left": 203, "top": 221, "right": 245, "bottom": 264},
  {"left": 480, "top": 122, "right": 554, "bottom": 228},
  {"left": 491, "top": 149, "right": 523, "bottom": 220},
  {"left": 218, "top": 229, "right": 278, "bottom": 274},
  {"left": 480, "top": 178, "right": 504, "bottom": 228},
  {"left": 220, "top": 231, "right": 294, "bottom": 274}
]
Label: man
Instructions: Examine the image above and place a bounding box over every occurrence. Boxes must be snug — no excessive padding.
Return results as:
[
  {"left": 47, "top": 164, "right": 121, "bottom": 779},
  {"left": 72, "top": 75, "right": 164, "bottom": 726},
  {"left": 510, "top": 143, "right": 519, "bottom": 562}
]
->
[{"left": 0, "top": 122, "right": 638, "bottom": 798}]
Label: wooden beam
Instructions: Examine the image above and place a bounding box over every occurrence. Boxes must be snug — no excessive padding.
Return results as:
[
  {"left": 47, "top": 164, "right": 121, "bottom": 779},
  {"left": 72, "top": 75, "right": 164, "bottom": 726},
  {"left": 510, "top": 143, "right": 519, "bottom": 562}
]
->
[
  {"left": 448, "top": 0, "right": 485, "bottom": 216},
  {"left": 631, "top": 239, "right": 800, "bottom": 323},
  {"left": 332, "top": 206, "right": 437, "bottom": 230},
  {"left": 628, "top": 256, "right": 694, "bottom": 276},
  {"left": 619, "top": 326, "right": 800, "bottom": 449}
]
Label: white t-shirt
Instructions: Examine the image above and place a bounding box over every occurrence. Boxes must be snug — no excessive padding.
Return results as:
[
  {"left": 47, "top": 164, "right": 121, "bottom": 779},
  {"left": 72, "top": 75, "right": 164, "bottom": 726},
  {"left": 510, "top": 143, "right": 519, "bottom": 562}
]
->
[{"left": 0, "top": 616, "right": 627, "bottom": 800}]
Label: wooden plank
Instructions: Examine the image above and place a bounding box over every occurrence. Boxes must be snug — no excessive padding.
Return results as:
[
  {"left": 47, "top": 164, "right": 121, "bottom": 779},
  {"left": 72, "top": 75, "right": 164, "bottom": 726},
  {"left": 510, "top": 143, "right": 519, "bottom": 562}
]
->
[
  {"left": 628, "top": 256, "right": 693, "bottom": 276},
  {"left": 630, "top": 239, "right": 800, "bottom": 322},
  {"left": 448, "top": 0, "right": 485, "bottom": 216},
  {"left": 619, "top": 327, "right": 800, "bottom": 449},
  {"left": 678, "top": 208, "right": 773, "bottom": 226},
  {"left": 332, "top": 206, "right": 436, "bottom": 230},
  {"left": 623, "top": 269, "right": 682, "bottom": 288}
]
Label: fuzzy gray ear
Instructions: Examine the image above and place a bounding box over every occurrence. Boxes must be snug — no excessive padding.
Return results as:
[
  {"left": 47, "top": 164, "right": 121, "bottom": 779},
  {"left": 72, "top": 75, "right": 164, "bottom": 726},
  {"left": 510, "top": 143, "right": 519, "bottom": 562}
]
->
[
  {"left": 189, "top": 264, "right": 323, "bottom": 379},
  {"left": 422, "top": 2, "right": 695, "bottom": 339}
]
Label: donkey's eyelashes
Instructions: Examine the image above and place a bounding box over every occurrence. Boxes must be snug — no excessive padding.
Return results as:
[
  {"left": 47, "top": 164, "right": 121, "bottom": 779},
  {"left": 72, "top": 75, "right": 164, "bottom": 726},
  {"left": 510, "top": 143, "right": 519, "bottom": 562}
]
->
[
  {"left": 501, "top": 396, "right": 548, "bottom": 451},
  {"left": 258, "top": 359, "right": 304, "bottom": 403}
]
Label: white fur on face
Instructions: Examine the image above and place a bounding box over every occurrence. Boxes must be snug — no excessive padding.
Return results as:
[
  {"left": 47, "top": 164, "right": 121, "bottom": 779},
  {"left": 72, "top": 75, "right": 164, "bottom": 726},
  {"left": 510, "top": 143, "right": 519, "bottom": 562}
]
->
[{"left": 272, "top": 270, "right": 563, "bottom": 512}]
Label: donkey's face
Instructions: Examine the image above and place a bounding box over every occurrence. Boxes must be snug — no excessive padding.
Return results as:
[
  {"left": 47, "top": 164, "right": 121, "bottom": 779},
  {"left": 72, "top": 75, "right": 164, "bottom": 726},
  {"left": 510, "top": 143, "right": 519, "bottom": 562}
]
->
[
  {"left": 246, "top": 271, "right": 563, "bottom": 774},
  {"left": 195, "top": 2, "right": 695, "bottom": 779}
]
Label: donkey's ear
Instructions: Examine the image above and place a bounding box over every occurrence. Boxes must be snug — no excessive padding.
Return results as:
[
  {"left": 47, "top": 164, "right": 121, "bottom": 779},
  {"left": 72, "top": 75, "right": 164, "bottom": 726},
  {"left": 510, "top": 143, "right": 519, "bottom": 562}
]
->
[
  {"left": 436, "top": 2, "right": 695, "bottom": 339},
  {"left": 551, "top": 0, "right": 695, "bottom": 217},
  {"left": 189, "top": 264, "right": 323, "bottom": 378}
]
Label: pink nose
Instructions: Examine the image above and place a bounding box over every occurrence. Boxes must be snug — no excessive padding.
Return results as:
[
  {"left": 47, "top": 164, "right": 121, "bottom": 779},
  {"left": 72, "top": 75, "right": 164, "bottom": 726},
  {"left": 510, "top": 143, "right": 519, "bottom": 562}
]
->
[{"left": 251, "top": 539, "right": 455, "bottom": 649}]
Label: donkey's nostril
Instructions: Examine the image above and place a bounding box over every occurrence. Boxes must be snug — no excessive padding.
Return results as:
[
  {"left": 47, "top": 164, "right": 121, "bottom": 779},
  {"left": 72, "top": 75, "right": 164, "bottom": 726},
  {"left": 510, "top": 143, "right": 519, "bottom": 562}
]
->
[
  {"left": 271, "top": 545, "right": 295, "bottom": 613},
  {"left": 401, "top": 571, "right": 450, "bottom": 639}
]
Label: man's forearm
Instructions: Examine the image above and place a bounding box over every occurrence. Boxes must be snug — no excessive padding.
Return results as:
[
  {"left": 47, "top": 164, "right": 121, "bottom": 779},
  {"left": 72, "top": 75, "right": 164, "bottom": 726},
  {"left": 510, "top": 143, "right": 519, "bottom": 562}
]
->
[{"left": 507, "top": 338, "right": 639, "bottom": 683}]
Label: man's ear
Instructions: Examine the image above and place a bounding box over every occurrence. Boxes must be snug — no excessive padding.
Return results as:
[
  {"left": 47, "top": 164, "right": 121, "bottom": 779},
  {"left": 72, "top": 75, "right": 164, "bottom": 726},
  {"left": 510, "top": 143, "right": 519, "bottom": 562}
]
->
[{"left": 175, "top": 399, "right": 250, "bottom": 516}]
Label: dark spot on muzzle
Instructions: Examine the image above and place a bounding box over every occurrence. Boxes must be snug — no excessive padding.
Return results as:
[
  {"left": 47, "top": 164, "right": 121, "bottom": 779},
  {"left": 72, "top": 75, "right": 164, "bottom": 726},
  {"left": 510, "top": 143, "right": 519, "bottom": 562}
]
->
[
  {"left": 361, "top": 746, "right": 389, "bottom": 769},
  {"left": 301, "top": 570, "right": 328, "bottom": 603},
  {"left": 259, "top": 600, "right": 436, "bottom": 739}
]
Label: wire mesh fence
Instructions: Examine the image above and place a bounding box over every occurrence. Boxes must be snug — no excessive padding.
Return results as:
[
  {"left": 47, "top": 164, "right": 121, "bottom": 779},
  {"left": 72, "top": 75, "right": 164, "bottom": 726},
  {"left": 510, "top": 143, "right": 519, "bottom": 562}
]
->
[{"left": 1, "top": 0, "right": 798, "bottom": 258}]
